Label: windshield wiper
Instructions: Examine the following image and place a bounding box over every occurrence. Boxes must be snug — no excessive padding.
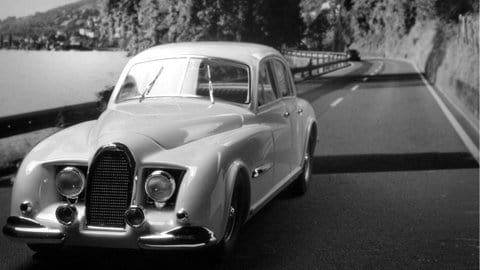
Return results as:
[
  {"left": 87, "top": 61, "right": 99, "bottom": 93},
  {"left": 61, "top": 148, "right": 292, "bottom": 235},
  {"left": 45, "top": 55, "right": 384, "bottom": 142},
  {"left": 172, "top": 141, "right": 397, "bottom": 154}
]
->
[
  {"left": 207, "top": 64, "right": 215, "bottom": 104},
  {"left": 139, "top": 66, "right": 163, "bottom": 103}
]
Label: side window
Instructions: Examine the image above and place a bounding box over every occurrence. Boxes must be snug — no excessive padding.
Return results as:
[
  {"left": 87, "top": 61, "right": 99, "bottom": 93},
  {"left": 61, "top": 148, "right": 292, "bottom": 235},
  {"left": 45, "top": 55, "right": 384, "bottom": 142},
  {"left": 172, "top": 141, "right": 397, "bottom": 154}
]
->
[
  {"left": 271, "top": 59, "right": 293, "bottom": 97},
  {"left": 257, "top": 62, "right": 277, "bottom": 106}
]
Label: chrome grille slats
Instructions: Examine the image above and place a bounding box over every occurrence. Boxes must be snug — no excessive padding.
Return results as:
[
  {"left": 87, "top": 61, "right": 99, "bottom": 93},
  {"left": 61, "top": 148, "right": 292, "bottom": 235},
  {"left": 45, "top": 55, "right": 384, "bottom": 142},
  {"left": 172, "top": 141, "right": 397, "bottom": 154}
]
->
[{"left": 85, "top": 144, "right": 135, "bottom": 228}]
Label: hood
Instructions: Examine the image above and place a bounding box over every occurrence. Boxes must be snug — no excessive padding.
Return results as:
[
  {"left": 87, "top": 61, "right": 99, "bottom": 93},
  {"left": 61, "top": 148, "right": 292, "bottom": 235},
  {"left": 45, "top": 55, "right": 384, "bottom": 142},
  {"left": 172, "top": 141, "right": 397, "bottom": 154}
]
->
[{"left": 91, "top": 98, "right": 248, "bottom": 149}]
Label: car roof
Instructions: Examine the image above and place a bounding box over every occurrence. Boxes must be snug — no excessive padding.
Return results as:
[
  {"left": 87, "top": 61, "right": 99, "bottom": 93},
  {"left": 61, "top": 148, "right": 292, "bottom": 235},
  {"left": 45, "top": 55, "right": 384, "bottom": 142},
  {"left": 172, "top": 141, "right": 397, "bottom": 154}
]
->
[{"left": 132, "top": 42, "right": 283, "bottom": 65}]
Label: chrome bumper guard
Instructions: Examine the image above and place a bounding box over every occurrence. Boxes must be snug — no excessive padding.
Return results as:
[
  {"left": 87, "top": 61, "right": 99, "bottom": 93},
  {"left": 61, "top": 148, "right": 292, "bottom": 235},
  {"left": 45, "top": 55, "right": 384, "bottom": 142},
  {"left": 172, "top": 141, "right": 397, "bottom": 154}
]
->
[
  {"left": 138, "top": 226, "right": 217, "bottom": 250},
  {"left": 2, "top": 216, "right": 64, "bottom": 243}
]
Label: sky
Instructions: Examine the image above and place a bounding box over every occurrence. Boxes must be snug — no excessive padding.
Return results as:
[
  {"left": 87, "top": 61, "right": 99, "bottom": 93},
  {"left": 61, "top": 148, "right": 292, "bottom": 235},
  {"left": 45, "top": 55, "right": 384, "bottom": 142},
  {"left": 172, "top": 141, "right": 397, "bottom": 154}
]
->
[{"left": 0, "top": 0, "right": 79, "bottom": 20}]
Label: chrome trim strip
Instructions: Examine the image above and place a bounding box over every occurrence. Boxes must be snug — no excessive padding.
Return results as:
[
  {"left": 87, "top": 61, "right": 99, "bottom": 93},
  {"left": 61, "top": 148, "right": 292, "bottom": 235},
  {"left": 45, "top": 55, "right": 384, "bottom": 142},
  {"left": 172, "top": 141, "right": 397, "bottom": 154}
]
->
[
  {"left": 249, "top": 166, "right": 302, "bottom": 218},
  {"left": 85, "top": 225, "right": 126, "bottom": 232},
  {"left": 252, "top": 162, "right": 273, "bottom": 179},
  {"left": 131, "top": 174, "right": 138, "bottom": 205}
]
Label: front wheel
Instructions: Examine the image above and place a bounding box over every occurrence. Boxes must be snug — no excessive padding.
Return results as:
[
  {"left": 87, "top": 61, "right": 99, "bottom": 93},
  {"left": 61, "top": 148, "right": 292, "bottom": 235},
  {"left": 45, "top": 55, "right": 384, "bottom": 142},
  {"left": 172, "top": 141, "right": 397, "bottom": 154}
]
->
[
  {"left": 27, "top": 243, "right": 62, "bottom": 254},
  {"left": 210, "top": 178, "right": 245, "bottom": 261}
]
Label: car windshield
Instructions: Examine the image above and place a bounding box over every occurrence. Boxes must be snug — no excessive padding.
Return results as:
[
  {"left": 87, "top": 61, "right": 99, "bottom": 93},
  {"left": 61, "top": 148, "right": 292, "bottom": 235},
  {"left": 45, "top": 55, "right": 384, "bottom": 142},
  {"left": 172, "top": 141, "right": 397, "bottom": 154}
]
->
[{"left": 116, "top": 57, "right": 250, "bottom": 104}]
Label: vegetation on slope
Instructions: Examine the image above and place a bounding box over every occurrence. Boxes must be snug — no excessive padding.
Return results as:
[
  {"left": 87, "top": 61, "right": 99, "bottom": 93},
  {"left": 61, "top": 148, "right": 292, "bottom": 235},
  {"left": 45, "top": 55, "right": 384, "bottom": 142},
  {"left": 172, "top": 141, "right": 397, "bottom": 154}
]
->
[
  {"left": 0, "top": 0, "right": 104, "bottom": 50},
  {"left": 100, "top": 0, "right": 304, "bottom": 55},
  {"left": 301, "top": 0, "right": 478, "bottom": 124}
]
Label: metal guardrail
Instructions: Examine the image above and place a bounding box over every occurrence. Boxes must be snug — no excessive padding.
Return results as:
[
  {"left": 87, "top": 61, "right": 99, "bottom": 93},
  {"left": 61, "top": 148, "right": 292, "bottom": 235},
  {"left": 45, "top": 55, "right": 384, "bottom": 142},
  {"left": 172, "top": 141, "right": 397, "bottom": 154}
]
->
[
  {"left": 0, "top": 102, "right": 102, "bottom": 139},
  {"left": 283, "top": 49, "right": 350, "bottom": 81}
]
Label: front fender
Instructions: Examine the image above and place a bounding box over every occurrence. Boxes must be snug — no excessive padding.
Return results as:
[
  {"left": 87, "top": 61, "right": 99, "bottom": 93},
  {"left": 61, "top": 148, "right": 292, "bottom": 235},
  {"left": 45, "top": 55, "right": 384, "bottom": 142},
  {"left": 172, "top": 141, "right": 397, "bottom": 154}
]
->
[
  {"left": 10, "top": 121, "right": 96, "bottom": 217},
  {"left": 147, "top": 124, "right": 271, "bottom": 239}
]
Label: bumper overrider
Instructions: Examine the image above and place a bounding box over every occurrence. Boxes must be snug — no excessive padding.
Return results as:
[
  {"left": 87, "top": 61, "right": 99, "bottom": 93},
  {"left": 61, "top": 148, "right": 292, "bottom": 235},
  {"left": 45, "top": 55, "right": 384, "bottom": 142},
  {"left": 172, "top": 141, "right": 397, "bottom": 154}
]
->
[
  {"left": 3, "top": 215, "right": 217, "bottom": 250},
  {"left": 2, "top": 216, "right": 64, "bottom": 244}
]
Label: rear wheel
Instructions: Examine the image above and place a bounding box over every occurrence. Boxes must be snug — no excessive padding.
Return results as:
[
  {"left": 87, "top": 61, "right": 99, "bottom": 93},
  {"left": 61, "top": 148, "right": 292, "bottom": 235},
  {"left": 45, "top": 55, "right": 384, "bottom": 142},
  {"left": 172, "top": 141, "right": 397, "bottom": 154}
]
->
[{"left": 291, "top": 133, "right": 315, "bottom": 196}]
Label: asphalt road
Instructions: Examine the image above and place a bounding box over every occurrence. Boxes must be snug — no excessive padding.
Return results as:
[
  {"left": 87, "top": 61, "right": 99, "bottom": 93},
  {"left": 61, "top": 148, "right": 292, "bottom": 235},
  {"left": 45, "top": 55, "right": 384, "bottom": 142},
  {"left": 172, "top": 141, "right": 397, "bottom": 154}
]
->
[{"left": 0, "top": 59, "right": 478, "bottom": 269}]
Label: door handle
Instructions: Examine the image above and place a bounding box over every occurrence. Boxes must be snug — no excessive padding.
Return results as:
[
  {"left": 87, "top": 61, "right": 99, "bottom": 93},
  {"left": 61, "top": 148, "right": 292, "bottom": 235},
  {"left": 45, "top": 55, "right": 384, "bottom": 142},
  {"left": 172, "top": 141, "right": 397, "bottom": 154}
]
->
[
  {"left": 297, "top": 108, "right": 303, "bottom": 114},
  {"left": 283, "top": 111, "right": 290, "bottom": 118}
]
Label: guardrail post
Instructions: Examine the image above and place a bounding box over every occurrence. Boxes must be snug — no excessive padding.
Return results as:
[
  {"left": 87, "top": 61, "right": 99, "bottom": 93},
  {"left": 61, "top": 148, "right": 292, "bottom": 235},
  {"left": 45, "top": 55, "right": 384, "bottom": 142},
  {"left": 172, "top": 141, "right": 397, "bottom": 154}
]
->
[{"left": 308, "top": 59, "right": 312, "bottom": 77}]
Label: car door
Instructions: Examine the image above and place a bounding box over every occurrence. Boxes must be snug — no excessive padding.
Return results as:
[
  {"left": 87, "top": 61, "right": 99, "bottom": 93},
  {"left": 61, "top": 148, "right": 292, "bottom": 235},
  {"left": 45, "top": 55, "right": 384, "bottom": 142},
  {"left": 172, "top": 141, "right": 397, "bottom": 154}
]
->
[
  {"left": 255, "top": 59, "right": 293, "bottom": 186},
  {"left": 270, "top": 58, "right": 303, "bottom": 170}
]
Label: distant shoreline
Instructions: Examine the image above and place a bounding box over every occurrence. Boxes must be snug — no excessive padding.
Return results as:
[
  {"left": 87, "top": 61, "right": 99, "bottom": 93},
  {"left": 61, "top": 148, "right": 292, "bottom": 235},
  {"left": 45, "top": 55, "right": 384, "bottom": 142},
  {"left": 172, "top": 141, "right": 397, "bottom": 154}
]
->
[
  {"left": 0, "top": 50, "right": 129, "bottom": 117},
  {"left": 0, "top": 47, "right": 125, "bottom": 52}
]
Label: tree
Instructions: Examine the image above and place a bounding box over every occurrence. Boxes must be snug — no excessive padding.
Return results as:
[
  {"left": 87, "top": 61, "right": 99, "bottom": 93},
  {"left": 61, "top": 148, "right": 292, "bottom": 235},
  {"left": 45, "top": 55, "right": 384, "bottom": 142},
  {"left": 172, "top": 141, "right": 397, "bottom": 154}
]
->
[
  {"left": 8, "top": 33, "right": 12, "bottom": 48},
  {"left": 255, "top": 0, "right": 305, "bottom": 47},
  {"left": 305, "top": 10, "right": 331, "bottom": 49},
  {"left": 138, "top": 0, "right": 165, "bottom": 47},
  {"left": 99, "top": 0, "right": 306, "bottom": 53}
]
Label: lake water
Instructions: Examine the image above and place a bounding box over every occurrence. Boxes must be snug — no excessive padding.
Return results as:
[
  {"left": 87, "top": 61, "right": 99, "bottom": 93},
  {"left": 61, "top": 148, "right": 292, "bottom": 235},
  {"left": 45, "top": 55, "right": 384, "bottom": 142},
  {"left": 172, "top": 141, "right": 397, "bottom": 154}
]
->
[{"left": 0, "top": 50, "right": 130, "bottom": 117}]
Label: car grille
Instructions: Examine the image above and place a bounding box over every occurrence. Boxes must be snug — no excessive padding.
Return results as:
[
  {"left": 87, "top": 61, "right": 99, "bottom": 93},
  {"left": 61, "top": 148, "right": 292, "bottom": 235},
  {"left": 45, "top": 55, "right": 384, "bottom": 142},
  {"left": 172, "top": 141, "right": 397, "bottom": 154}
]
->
[{"left": 86, "top": 145, "right": 134, "bottom": 228}]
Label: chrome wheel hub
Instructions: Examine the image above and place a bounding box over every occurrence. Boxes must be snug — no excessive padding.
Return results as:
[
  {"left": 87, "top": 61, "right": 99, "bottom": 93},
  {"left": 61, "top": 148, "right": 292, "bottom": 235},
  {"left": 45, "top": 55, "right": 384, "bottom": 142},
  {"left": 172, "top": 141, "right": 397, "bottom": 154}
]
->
[
  {"left": 224, "top": 201, "right": 238, "bottom": 242},
  {"left": 304, "top": 154, "right": 311, "bottom": 183}
]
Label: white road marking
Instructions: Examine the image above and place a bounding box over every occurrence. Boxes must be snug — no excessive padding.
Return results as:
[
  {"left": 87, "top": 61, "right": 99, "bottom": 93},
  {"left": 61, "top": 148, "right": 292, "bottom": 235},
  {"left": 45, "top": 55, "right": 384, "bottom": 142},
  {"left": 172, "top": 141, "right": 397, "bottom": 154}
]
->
[
  {"left": 330, "top": 97, "right": 344, "bottom": 107},
  {"left": 411, "top": 63, "right": 479, "bottom": 162},
  {"left": 351, "top": 85, "right": 359, "bottom": 91},
  {"left": 362, "top": 77, "right": 368, "bottom": 82},
  {"left": 376, "top": 62, "right": 384, "bottom": 73}
]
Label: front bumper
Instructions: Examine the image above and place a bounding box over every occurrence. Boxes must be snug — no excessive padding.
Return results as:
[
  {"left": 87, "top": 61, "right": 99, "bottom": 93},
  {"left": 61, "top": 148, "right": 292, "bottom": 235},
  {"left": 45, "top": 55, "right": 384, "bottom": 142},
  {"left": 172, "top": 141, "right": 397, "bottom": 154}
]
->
[
  {"left": 2, "top": 216, "right": 64, "bottom": 244},
  {"left": 3, "top": 216, "right": 217, "bottom": 250}
]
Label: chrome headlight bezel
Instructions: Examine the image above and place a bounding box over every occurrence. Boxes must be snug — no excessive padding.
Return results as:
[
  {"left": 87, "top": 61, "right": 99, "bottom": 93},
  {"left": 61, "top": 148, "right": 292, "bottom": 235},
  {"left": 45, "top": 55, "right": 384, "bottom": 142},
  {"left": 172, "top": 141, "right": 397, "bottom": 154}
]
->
[
  {"left": 144, "top": 170, "right": 176, "bottom": 203},
  {"left": 55, "top": 166, "right": 86, "bottom": 199}
]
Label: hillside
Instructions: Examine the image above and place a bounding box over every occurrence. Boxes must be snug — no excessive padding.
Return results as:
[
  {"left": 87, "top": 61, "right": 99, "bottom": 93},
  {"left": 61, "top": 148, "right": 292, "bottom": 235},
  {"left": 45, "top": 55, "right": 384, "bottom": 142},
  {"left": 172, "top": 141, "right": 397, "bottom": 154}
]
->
[
  {"left": 300, "top": 0, "right": 479, "bottom": 128},
  {"left": 0, "top": 0, "right": 104, "bottom": 50}
]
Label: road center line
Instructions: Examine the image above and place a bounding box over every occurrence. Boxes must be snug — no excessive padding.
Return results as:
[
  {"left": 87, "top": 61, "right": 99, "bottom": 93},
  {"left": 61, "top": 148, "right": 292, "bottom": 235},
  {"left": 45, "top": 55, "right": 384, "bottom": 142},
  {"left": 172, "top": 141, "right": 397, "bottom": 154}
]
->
[
  {"left": 351, "top": 85, "right": 359, "bottom": 91},
  {"left": 330, "top": 97, "right": 344, "bottom": 107}
]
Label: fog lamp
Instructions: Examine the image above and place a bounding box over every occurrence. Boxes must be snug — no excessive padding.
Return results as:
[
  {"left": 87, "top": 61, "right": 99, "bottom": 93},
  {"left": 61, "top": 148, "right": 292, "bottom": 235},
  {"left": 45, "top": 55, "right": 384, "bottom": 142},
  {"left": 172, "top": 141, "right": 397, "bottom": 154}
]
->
[
  {"left": 55, "top": 204, "right": 77, "bottom": 225},
  {"left": 56, "top": 166, "right": 85, "bottom": 199},
  {"left": 125, "top": 206, "right": 145, "bottom": 228},
  {"left": 144, "top": 170, "right": 176, "bottom": 203}
]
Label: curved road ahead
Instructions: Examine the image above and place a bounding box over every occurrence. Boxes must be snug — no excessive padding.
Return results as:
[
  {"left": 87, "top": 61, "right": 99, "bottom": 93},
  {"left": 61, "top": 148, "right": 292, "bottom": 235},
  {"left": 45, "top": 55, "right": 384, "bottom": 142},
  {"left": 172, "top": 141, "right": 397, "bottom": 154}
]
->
[{"left": 0, "top": 59, "right": 478, "bottom": 269}]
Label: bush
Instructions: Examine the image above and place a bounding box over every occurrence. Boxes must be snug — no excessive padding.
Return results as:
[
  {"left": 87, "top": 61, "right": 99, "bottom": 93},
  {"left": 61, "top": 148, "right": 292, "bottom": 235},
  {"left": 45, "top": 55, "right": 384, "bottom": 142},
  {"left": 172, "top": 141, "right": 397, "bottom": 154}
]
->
[{"left": 96, "top": 85, "right": 115, "bottom": 111}]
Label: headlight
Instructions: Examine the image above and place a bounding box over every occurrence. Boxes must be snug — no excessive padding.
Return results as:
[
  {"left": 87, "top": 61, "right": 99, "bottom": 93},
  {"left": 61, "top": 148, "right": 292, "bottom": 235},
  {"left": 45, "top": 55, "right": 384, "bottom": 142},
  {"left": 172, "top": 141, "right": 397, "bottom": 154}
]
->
[
  {"left": 145, "top": 170, "right": 176, "bottom": 203},
  {"left": 56, "top": 167, "right": 85, "bottom": 199}
]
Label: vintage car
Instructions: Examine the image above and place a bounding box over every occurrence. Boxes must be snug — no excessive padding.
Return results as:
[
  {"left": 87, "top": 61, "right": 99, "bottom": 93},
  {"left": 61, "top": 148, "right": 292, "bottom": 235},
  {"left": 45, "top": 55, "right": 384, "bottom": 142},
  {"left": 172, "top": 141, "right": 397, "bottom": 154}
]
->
[{"left": 3, "top": 42, "right": 317, "bottom": 256}]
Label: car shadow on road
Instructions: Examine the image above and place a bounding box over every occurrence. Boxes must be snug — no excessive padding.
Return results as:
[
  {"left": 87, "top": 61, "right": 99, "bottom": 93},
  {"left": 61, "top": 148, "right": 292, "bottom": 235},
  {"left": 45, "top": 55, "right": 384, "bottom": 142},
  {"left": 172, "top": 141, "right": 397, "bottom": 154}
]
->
[
  {"left": 312, "top": 152, "right": 479, "bottom": 174},
  {"left": 12, "top": 151, "right": 480, "bottom": 270},
  {"left": 319, "top": 73, "right": 424, "bottom": 84}
]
